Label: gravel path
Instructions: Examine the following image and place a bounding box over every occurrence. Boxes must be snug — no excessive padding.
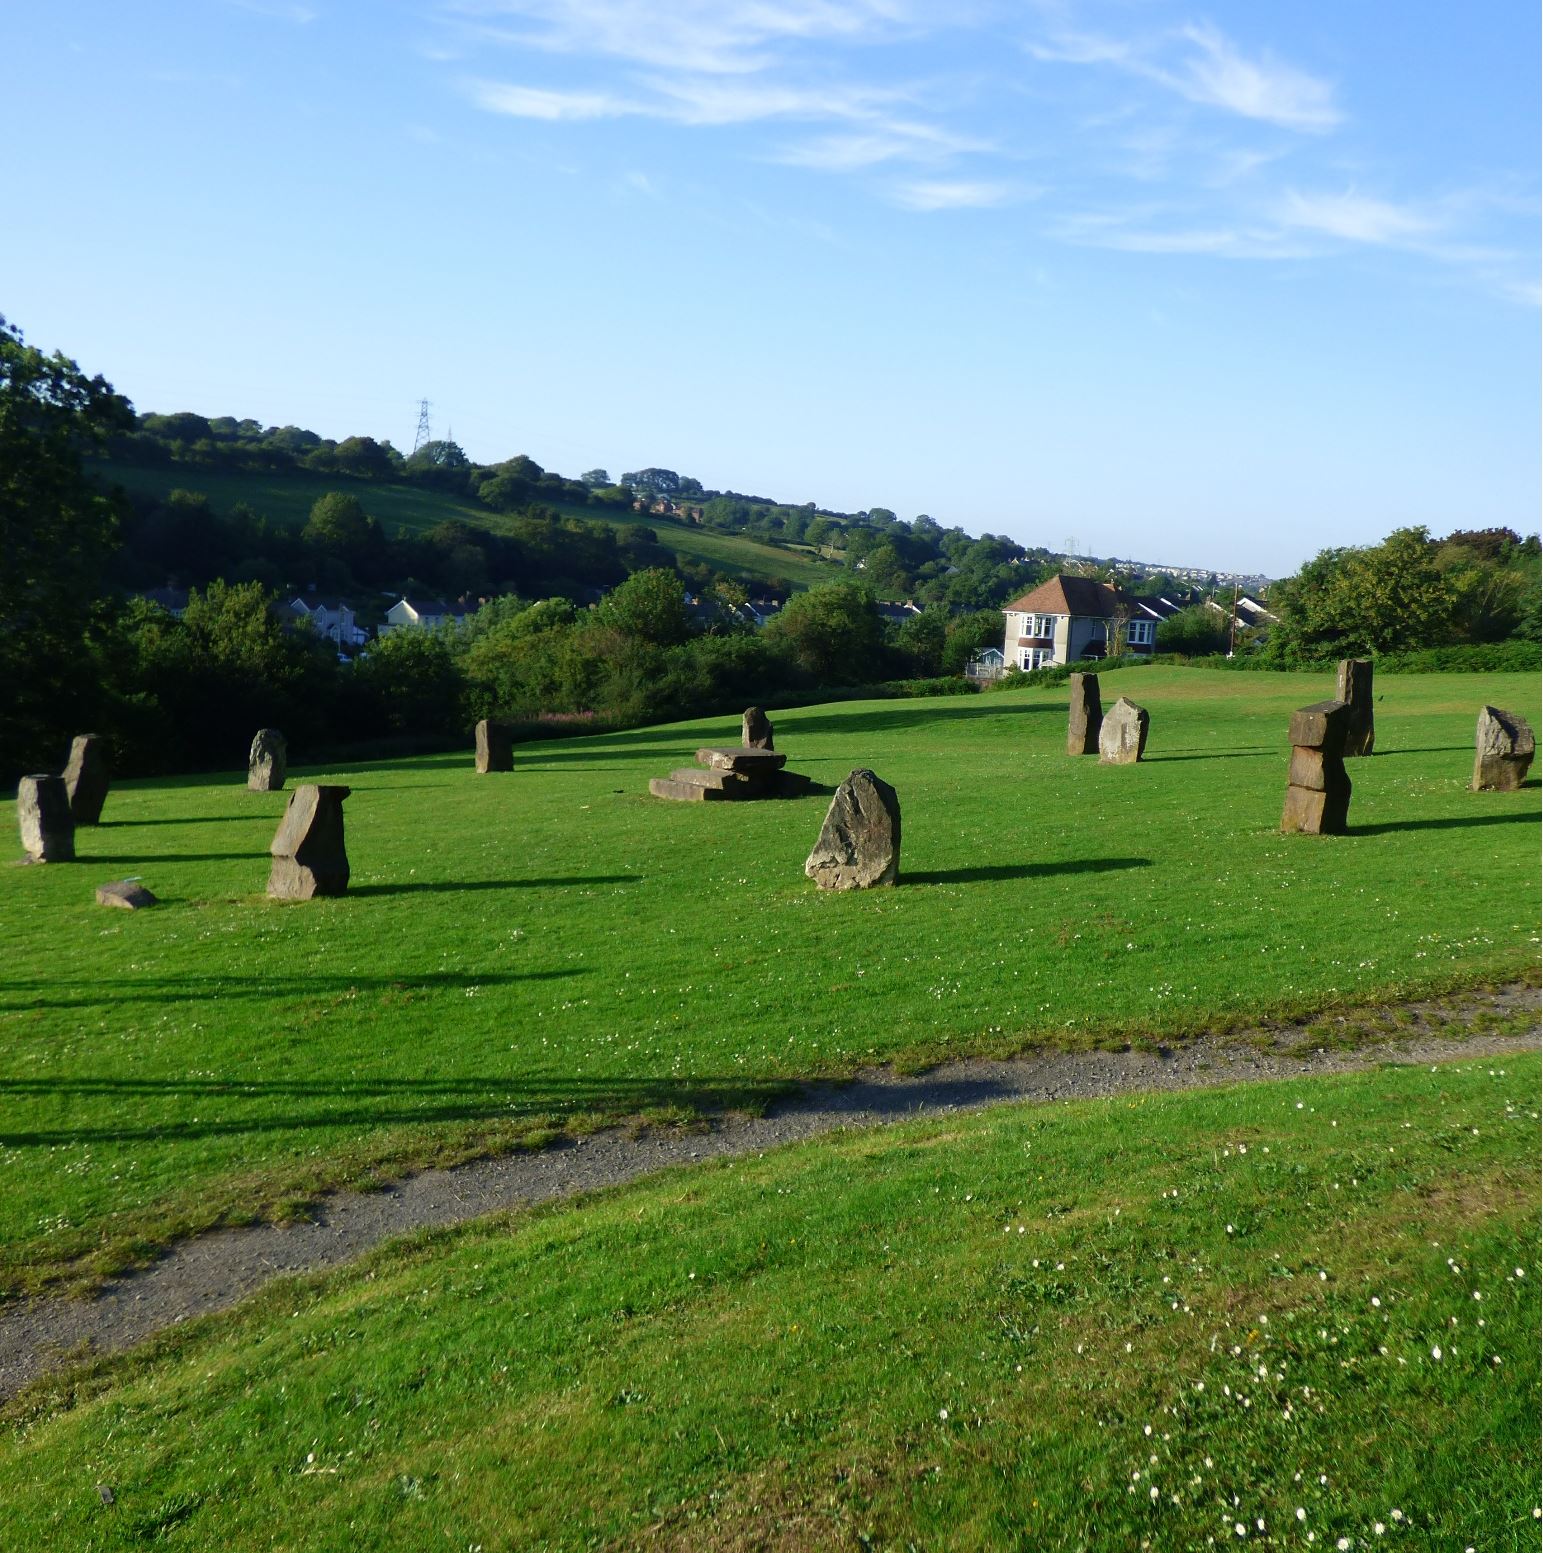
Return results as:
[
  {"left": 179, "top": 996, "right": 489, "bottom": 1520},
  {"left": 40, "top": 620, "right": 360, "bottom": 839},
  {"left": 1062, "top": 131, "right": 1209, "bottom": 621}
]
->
[{"left": 2, "top": 984, "right": 1535, "bottom": 1401}]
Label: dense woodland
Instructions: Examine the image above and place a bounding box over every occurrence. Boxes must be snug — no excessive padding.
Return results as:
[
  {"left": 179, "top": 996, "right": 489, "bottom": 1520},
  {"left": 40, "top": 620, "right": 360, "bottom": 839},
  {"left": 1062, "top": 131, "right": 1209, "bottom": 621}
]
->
[{"left": 3, "top": 314, "right": 1537, "bottom": 781}]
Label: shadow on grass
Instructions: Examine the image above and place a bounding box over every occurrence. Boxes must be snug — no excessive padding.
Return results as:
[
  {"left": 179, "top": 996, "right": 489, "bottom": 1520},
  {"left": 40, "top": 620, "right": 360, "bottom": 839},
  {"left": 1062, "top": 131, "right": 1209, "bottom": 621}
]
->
[
  {"left": 0, "top": 1070, "right": 795, "bottom": 1146},
  {"left": 1141, "top": 750, "right": 1273, "bottom": 763},
  {"left": 906, "top": 856, "right": 1152, "bottom": 885},
  {"left": 351, "top": 874, "right": 640, "bottom": 897},
  {"left": 1351, "top": 811, "right": 1540, "bottom": 836},
  {"left": 96, "top": 816, "right": 262, "bottom": 828},
  {"left": 0, "top": 967, "right": 586, "bottom": 1014},
  {"left": 86, "top": 852, "right": 261, "bottom": 865},
  {"left": 775, "top": 699, "right": 1050, "bottom": 739}
]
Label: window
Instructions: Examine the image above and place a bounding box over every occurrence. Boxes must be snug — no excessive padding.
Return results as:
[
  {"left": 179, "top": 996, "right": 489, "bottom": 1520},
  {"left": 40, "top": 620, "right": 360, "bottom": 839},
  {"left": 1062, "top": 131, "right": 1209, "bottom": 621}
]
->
[
  {"left": 1126, "top": 618, "right": 1155, "bottom": 646},
  {"left": 1019, "top": 646, "right": 1055, "bottom": 670},
  {"left": 1032, "top": 614, "right": 1057, "bottom": 638}
]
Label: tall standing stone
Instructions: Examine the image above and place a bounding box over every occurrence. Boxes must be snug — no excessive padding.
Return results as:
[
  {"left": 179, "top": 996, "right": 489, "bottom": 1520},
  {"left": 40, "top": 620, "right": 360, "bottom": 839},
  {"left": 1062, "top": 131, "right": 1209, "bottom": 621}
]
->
[
  {"left": 1097, "top": 696, "right": 1149, "bottom": 764},
  {"left": 1067, "top": 672, "right": 1102, "bottom": 756},
  {"left": 248, "top": 729, "right": 288, "bottom": 792},
  {"left": 1281, "top": 700, "right": 1352, "bottom": 835},
  {"left": 1336, "top": 659, "right": 1375, "bottom": 757},
  {"left": 742, "top": 706, "right": 774, "bottom": 751},
  {"left": 1471, "top": 706, "right": 1535, "bottom": 792},
  {"left": 474, "top": 719, "right": 514, "bottom": 774},
  {"left": 804, "top": 769, "right": 900, "bottom": 890},
  {"left": 62, "top": 735, "right": 109, "bottom": 825},
  {"left": 267, "top": 784, "right": 351, "bottom": 899},
  {"left": 16, "top": 775, "right": 75, "bottom": 863}
]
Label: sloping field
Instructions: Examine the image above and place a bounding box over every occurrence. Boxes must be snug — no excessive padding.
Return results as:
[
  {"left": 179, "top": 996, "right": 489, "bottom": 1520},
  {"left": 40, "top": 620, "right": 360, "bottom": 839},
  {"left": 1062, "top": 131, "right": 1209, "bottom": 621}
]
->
[
  {"left": 1, "top": 667, "right": 1537, "bottom": 1294},
  {"left": 2, "top": 1057, "right": 1536, "bottom": 1550}
]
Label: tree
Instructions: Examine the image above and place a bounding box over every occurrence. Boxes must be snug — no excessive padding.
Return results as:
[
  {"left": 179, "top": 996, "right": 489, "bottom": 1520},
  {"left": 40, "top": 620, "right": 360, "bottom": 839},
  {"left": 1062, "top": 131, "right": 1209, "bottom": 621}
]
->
[
  {"left": 595, "top": 567, "right": 692, "bottom": 647},
  {"left": 1156, "top": 604, "right": 1229, "bottom": 656},
  {"left": 405, "top": 439, "right": 469, "bottom": 470},
  {"left": 303, "top": 491, "right": 383, "bottom": 577},
  {"left": 620, "top": 468, "right": 681, "bottom": 497},
  {"left": 0, "top": 314, "right": 134, "bottom": 772},
  {"left": 764, "top": 580, "right": 884, "bottom": 683},
  {"left": 579, "top": 468, "right": 611, "bottom": 488}
]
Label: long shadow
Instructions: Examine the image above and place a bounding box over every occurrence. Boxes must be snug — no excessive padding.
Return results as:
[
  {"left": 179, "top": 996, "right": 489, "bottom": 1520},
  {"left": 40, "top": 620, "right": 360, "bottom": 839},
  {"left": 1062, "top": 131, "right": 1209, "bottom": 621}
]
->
[
  {"left": 0, "top": 967, "right": 586, "bottom": 1014},
  {"left": 97, "top": 816, "right": 261, "bottom": 828},
  {"left": 1371, "top": 746, "right": 1472, "bottom": 757},
  {"left": 1352, "top": 811, "right": 1540, "bottom": 836},
  {"left": 776, "top": 700, "right": 1055, "bottom": 739},
  {"left": 906, "top": 856, "right": 1151, "bottom": 885},
  {"left": 84, "top": 852, "right": 260, "bottom": 865},
  {"left": 351, "top": 874, "right": 640, "bottom": 897},
  {"left": 1142, "top": 750, "right": 1272, "bottom": 763}
]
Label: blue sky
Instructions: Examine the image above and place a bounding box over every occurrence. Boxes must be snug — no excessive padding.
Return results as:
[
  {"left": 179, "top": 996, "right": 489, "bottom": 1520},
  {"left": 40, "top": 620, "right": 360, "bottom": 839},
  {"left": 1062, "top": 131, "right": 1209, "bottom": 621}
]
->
[{"left": 7, "top": 1, "right": 1537, "bottom": 576}]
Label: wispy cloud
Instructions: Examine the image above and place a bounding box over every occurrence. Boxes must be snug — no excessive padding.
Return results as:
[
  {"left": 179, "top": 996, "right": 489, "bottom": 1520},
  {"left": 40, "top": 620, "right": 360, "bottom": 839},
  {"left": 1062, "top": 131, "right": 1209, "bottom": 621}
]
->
[
  {"left": 1274, "top": 188, "right": 1432, "bottom": 244},
  {"left": 224, "top": 0, "right": 317, "bottom": 21},
  {"left": 888, "top": 178, "right": 1020, "bottom": 212},
  {"left": 772, "top": 120, "right": 987, "bottom": 171},
  {"left": 468, "top": 80, "right": 638, "bottom": 120}
]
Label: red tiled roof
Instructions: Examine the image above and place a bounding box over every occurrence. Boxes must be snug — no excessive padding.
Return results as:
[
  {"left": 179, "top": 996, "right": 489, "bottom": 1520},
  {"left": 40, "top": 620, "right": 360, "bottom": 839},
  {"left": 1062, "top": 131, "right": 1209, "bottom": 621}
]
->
[{"left": 1001, "top": 574, "right": 1140, "bottom": 618}]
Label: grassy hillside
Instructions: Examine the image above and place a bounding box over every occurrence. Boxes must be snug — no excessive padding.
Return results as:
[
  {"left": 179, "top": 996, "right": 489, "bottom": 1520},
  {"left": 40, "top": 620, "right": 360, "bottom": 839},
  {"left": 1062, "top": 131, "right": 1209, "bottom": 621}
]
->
[
  {"left": 3, "top": 1057, "right": 1536, "bottom": 1550},
  {"left": 94, "top": 461, "right": 842, "bottom": 590},
  {"left": 1, "top": 667, "right": 1536, "bottom": 1296}
]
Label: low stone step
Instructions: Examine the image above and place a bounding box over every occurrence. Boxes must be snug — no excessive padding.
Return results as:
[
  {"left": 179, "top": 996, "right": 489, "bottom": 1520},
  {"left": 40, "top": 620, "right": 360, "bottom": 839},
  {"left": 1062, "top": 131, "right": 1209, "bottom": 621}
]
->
[
  {"left": 649, "top": 776, "right": 729, "bottom": 802},
  {"left": 696, "top": 747, "right": 787, "bottom": 773},
  {"left": 668, "top": 767, "right": 764, "bottom": 796}
]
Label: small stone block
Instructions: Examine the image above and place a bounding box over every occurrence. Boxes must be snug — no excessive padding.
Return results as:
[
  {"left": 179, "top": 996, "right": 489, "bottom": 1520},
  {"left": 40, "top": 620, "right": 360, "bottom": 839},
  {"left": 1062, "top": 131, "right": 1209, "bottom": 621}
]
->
[
  {"left": 1287, "top": 700, "right": 1349, "bottom": 752},
  {"left": 650, "top": 777, "right": 728, "bottom": 801},
  {"left": 1336, "top": 660, "right": 1375, "bottom": 757},
  {"left": 1281, "top": 782, "right": 1350, "bottom": 836},
  {"left": 696, "top": 747, "right": 788, "bottom": 773},
  {"left": 742, "top": 707, "right": 775, "bottom": 750},
  {"left": 96, "top": 880, "right": 157, "bottom": 910}
]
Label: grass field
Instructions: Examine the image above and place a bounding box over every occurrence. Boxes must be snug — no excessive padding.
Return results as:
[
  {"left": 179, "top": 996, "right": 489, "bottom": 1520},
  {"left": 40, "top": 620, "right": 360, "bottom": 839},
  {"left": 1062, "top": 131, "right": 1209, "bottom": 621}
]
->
[
  {"left": 94, "top": 461, "right": 841, "bottom": 590},
  {"left": 2, "top": 1056, "right": 1536, "bottom": 1550},
  {"left": 2, "top": 667, "right": 1537, "bottom": 1296}
]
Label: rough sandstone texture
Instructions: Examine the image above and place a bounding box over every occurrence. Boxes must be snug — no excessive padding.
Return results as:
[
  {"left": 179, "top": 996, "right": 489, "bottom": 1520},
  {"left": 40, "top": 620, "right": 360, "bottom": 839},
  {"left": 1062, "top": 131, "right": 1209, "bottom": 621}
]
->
[
  {"left": 742, "top": 707, "right": 774, "bottom": 750},
  {"left": 62, "top": 734, "right": 110, "bottom": 825},
  {"left": 267, "top": 784, "right": 352, "bottom": 899},
  {"left": 804, "top": 768, "right": 901, "bottom": 890},
  {"left": 1281, "top": 699, "right": 1352, "bottom": 835},
  {"left": 474, "top": 720, "right": 514, "bottom": 774},
  {"left": 96, "top": 880, "right": 157, "bottom": 910},
  {"left": 1471, "top": 706, "right": 1535, "bottom": 792},
  {"left": 247, "top": 729, "right": 287, "bottom": 792},
  {"left": 1097, "top": 696, "right": 1149, "bottom": 765},
  {"left": 1067, "top": 672, "right": 1102, "bottom": 756},
  {"left": 1336, "top": 659, "right": 1375, "bottom": 757},
  {"left": 16, "top": 775, "right": 75, "bottom": 863}
]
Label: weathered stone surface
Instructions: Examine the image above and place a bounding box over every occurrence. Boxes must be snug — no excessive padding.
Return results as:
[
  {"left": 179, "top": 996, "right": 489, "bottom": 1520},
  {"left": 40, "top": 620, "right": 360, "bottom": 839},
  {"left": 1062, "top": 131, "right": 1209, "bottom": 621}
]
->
[
  {"left": 62, "top": 734, "right": 109, "bottom": 825},
  {"left": 742, "top": 707, "right": 774, "bottom": 750},
  {"left": 668, "top": 767, "right": 760, "bottom": 797},
  {"left": 96, "top": 880, "right": 157, "bottom": 910},
  {"left": 1097, "top": 696, "right": 1149, "bottom": 764},
  {"left": 1067, "top": 672, "right": 1102, "bottom": 755},
  {"left": 696, "top": 747, "right": 787, "bottom": 773},
  {"left": 17, "top": 775, "right": 74, "bottom": 863},
  {"left": 1336, "top": 659, "right": 1375, "bottom": 757},
  {"left": 1282, "top": 699, "right": 1351, "bottom": 835},
  {"left": 267, "top": 784, "right": 351, "bottom": 899},
  {"left": 248, "top": 728, "right": 287, "bottom": 792},
  {"left": 1472, "top": 706, "right": 1535, "bottom": 792},
  {"left": 804, "top": 769, "right": 900, "bottom": 890},
  {"left": 649, "top": 776, "right": 728, "bottom": 802},
  {"left": 474, "top": 719, "right": 514, "bottom": 774}
]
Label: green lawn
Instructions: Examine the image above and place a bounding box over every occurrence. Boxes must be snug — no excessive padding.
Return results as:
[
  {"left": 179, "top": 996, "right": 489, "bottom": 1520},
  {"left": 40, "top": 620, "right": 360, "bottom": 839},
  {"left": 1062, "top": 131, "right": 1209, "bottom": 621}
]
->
[
  {"left": 1, "top": 667, "right": 1537, "bottom": 1295},
  {"left": 94, "top": 462, "right": 841, "bottom": 589},
  {"left": 3, "top": 1056, "right": 1536, "bottom": 1551}
]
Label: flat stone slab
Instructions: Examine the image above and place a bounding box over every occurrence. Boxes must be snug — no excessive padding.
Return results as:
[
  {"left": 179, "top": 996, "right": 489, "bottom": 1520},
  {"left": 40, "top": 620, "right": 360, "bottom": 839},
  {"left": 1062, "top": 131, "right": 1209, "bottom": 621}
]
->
[
  {"left": 650, "top": 777, "right": 730, "bottom": 802},
  {"left": 696, "top": 747, "right": 787, "bottom": 773},
  {"left": 96, "top": 880, "right": 157, "bottom": 910},
  {"left": 669, "top": 767, "right": 760, "bottom": 796}
]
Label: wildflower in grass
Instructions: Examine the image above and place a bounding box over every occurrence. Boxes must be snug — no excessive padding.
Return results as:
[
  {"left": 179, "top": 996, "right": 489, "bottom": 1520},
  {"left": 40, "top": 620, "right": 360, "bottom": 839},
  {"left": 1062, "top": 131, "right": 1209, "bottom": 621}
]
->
[
  {"left": 1431, "top": 1345, "right": 1442, "bottom": 1360},
  {"left": 1297, "top": 1508, "right": 1307, "bottom": 1521}
]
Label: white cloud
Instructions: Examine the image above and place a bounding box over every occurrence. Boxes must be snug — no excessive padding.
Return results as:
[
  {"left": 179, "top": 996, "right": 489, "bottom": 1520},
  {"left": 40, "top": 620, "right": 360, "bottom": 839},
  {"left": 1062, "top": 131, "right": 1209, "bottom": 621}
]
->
[
  {"left": 224, "top": 0, "right": 316, "bottom": 20},
  {"left": 773, "top": 120, "right": 987, "bottom": 170},
  {"left": 468, "top": 80, "right": 638, "bottom": 120},
  {"left": 888, "top": 178, "right": 1018, "bottom": 211},
  {"left": 1275, "top": 189, "right": 1433, "bottom": 244}
]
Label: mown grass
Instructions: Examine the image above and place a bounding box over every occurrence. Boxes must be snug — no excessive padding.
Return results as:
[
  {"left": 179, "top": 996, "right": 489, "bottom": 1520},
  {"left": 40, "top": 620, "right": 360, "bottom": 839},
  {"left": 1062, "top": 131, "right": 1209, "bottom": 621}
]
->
[
  {"left": 2, "top": 1056, "right": 1537, "bottom": 1551},
  {"left": 93, "top": 462, "right": 839, "bottom": 589},
  {"left": 1, "top": 668, "right": 1537, "bottom": 1295}
]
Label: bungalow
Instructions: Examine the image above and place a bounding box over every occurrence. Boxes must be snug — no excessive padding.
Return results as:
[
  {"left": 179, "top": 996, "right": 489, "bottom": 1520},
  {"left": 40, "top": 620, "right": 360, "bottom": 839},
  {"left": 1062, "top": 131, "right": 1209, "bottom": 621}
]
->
[
  {"left": 1000, "top": 575, "right": 1159, "bottom": 670},
  {"left": 380, "top": 595, "right": 466, "bottom": 634}
]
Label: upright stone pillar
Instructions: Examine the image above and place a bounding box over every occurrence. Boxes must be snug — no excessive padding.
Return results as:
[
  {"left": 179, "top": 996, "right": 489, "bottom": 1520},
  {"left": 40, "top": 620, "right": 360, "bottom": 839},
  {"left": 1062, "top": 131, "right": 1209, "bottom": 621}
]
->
[
  {"left": 267, "top": 785, "right": 351, "bottom": 899},
  {"left": 1336, "top": 659, "right": 1374, "bottom": 757},
  {"left": 62, "top": 734, "right": 110, "bottom": 825},
  {"left": 17, "top": 775, "right": 75, "bottom": 862},
  {"left": 804, "top": 769, "right": 900, "bottom": 890},
  {"left": 742, "top": 707, "right": 774, "bottom": 751},
  {"left": 1281, "top": 700, "right": 1352, "bottom": 835},
  {"left": 1471, "top": 706, "right": 1535, "bottom": 791},
  {"left": 1067, "top": 672, "right": 1102, "bottom": 755},
  {"left": 248, "top": 729, "right": 288, "bottom": 792},
  {"left": 474, "top": 720, "right": 514, "bottom": 774},
  {"left": 1098, "top": 696, "right": 1149, "bottom": 764}
]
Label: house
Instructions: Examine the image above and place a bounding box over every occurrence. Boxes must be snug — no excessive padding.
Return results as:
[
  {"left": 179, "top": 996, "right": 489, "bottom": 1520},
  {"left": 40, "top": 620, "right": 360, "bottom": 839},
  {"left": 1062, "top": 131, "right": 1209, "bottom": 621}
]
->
[
  {"left": 874, "top": 600, "right": 923, "bottom": 626},
  {"left": 380, "top": 596, "right": 466, "bottom": 634},
  {"left": 742, "top": 598, "right": 784, "bottom": 628},
  {"left": 1204, "top": 593, "right": 1279, "bottom": 648},
  {"left": 965, "top": 646, "right": 1006, "bottom": 682},
  {"left": 288, "top": 593, "right": 363, "bottom": 647},
  {"left": 1000, "top": 575, "right": 1159, "bottom": 670}
]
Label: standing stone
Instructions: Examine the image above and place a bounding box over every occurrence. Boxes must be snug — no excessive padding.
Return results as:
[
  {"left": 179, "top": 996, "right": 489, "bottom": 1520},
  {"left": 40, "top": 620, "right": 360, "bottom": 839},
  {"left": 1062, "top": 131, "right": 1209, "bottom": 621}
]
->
[
  {"left": 62, "top": 734, "right": 109, "bottom": 825},
  {"left": 248, "top": 729, "right": 288, "bottom": 792},
  {"left": 742, "top": 706, "right": 774, "bottom": 751},
  {"left": 1336, "top": 659, "right": 1375, "bottom": 757},
  {"left": 474, "top": 719, "right": 514, "bottom": 774},
  {"left": 16, "top": 775, "right": 75, "bottom": 863},
  {"left": 1281, "top": 700, "right": 1352, "bottom": 835},
  {"left": 804, "top": 769, "right": 900, "bottom": 890},
  {"left": 1472, "top": 706, "right": 1535, "bottom": 792},
  {"left": 1097, "top": 696, "right": 1149, "bottom": 764},
  {"left": 1067, "top": 672, "right": 1102, "bottom": 756},
  {"left": 267, "top": 784, "right": 351, "bottom": 899}
]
